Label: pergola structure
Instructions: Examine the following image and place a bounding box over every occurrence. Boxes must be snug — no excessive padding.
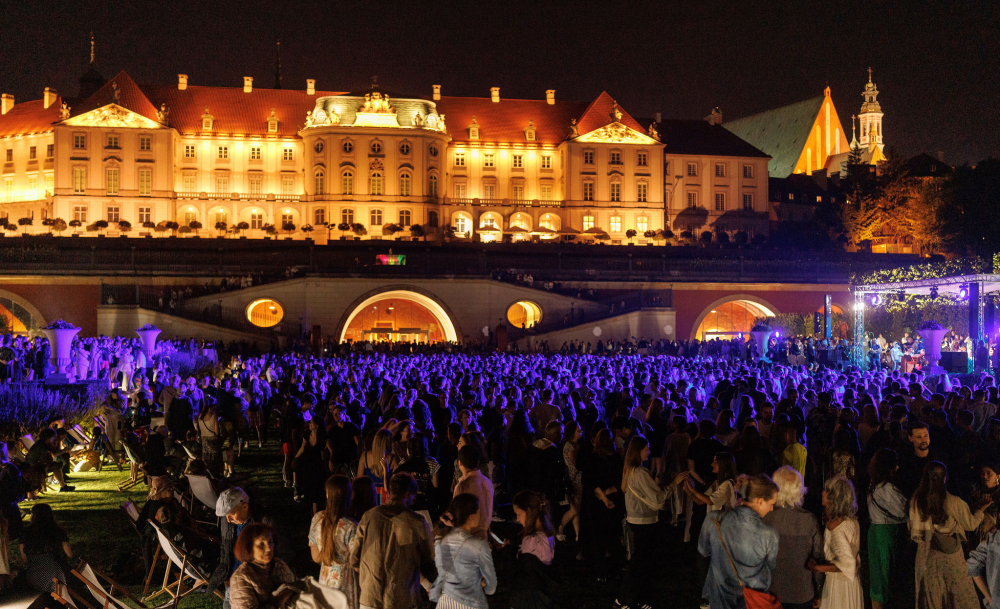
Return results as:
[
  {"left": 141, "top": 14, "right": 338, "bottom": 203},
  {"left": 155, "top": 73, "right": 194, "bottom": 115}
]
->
[{"left": 851, "top": 274, "right": 1000, "bottom": 368}]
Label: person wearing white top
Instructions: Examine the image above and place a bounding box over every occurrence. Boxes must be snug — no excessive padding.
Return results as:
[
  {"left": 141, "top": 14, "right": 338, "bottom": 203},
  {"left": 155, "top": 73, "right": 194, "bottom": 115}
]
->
[{"left": 808, "top": 476, "right": 863, "bottom": 609}]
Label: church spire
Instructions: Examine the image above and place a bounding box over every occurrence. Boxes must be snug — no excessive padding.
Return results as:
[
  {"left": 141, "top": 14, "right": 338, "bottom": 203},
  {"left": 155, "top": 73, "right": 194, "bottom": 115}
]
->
[
  {"left": 850, "top": 114, "right": 858, "bottom": 148},
  {"left": 274, "top": 39, "right": 282, "bottom": 90},
  {"left": 858, "top": 67, "right": 883, "bottom": 152}
]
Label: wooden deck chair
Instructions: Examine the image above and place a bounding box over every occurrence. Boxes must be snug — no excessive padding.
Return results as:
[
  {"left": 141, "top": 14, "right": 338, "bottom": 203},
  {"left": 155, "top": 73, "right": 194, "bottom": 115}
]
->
[
  {"left": 51, "top": 577, "right": 90, "bottom": 609},
  {"left": 120, "top": 500, "right": 142, "bottom": 535},
  {"left": 141, "top": 522, "right": 220, "bottom": 604},
  {"left": 184, "top": 474, "right": 220, "bottom": 525},
  {"left": 72, "top": 558, "right": 149, "bottom": 609},
  {"left": 117, "top": 442, "right": 144, "bottom": 491}
]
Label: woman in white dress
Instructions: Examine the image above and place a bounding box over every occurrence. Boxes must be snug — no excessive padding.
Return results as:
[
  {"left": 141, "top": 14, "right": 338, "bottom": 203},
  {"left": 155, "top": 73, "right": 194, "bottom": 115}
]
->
[{"left": 808, "top": 476, "right": 863, "bottom": 609}]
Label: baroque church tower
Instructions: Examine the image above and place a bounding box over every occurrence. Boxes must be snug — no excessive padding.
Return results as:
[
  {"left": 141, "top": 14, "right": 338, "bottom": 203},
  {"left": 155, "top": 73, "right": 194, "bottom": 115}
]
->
[{"left": 858, "top": 68, "right": 883, "bottom": 153}]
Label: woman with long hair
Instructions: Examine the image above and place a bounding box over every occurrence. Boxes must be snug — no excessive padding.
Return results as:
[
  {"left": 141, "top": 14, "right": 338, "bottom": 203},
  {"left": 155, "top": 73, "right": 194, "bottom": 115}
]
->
[
  {"left": 866, "top": 449, "right": 907, "bottom": 609},
  {"left": 348, "top": 476, "right": 376, "bottom": 522},
  {"left": 356, "top": 429, "right": 399, "bottom": 505},
  {"left": 685, "top": 451, "right": 738, "bottom": 512},
  {"left": 309, "top": 475, "right": 359, "bottom": 608},
  {"left": 581, "top": 426, "right": 623, "bottom": 582},
  {"left": 909, "top": 461, "right": 989, "bottom": 609},
  {"left": 430, "top": 494, "right": 496, "bottom": 609},
  {"left": 764, "top": 466, "right": 824, "bottom": 609},
  {"left": 19, "top": 503, "right": 73, "bottom": 593},
  {"left": 509, "top": 490, "right": 557, "bottom": 609},
  {"left": 617, "top": 436, "right": 686, "bottom": 609},
  {"left": 294, "top": 417, "right": 329, "bottom": 513},
  {"left": 807, "top": 476, "right": 863, "bottom": 609},
  {"left": 715, "top": 410, "right": 738, "bottom": 447},
  {"left": 556, "top": 421, "right": 583, "bottom": 544}
]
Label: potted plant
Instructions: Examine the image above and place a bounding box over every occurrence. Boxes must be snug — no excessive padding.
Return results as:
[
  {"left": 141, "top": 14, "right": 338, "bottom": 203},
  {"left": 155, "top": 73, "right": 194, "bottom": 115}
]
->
[
  {"left": 135, "top": 323, "right": 162, "bottom": 359},
  {"left": 236, "top": 221, "right": 250, "bottom": 239},
  {"left": 178, "top": 225, "right": 192, "bottom": 236},
  {"left": 409, "top": 224, "right": 425, "bottom": 242},
  {"left": 918, "top": 320, "right": 949, "bottom": 374},
  {"left": 352, "top": 223, "right": 367, "bottom": 240},
  {"left": 17, "top": 217, "right": 32, "bottom": 236},
  {"left": 51, "top": 218, "right": 67, "bottom": 236},
  {"left": 189, "top": 220, "right": 202, "bottom": 237},
  {"left": 750, "top": 320, "right": 774, "bottom": 362},
  {"left": 263, "top": 223, "right": 277, "bottom": 239},
  {"left": 337, "top": 222, "right": 351, "bottom": 240},
  {"left": 117, "top": 219, "right": 132, "bottom": 237},
  {"left": 301, "top": 224, "right": 314, "bottom": 242},
  {"left": 69, "top": 219, "right": 82, "bottom": 236},
  {"left": 41, "top": 319, "right": 81, "bottom": 383},
  {"left": 165, "top": 221, "right": 179, "bottom": 237},
  {"left": 94, "top": 219, "right": 109, "bottom": 236},
  {"left": 215, "top": 221, "right": 228, "bottom": 238}
]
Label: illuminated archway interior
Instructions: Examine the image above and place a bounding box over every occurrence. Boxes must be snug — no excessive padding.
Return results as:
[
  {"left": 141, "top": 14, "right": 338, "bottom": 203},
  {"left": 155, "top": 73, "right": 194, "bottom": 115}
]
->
[
  {"left": 0, "top": 303, "right": 28, "bottom": 333},
  {"left": 696, "top": 300, "right": 775, "bottom": 340},
  {"left": 340, "top": 290, "right": 458, "bottom": 343},
  {"left": 0, "top": 295, "right": 39, "bottom": 334},
  {"left": 246, "top": 299, "right": 284, "bottom": 327},
  {"left": 507, "top": 301, "right": 543, "bottom": 329}
]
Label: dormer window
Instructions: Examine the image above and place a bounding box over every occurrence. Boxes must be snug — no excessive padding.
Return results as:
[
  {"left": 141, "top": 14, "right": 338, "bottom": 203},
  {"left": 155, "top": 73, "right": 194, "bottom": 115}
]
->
[
  {"left": 468, "top": 117, "right": 480, "bottom": 140},
  {"left": 524, "top": 119, "right": 536, "bottom": 141},
  {"left": 267, "top": 108, "right": 278, "bottom": 133},
  {"left": 201, "top": 107, "right": 214, "bottom": 131}
]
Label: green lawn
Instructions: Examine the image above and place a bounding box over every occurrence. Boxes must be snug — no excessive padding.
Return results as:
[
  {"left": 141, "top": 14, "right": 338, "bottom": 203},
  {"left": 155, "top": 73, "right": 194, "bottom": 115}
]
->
[{"left": 5, "top": 445, "right": 703, "bottom": 609}]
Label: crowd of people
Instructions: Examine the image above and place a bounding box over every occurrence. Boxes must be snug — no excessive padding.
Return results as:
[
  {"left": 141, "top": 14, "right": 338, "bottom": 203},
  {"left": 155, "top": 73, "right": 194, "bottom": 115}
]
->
[{"left": 6, "top": 334, "right": 1000, "bottom": 609}]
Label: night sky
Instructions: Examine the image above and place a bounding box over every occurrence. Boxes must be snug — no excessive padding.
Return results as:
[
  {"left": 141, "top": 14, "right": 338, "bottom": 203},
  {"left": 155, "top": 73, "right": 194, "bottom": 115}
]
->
[{"left": 2, "top": 1, "right": 998, "bottom": 164}]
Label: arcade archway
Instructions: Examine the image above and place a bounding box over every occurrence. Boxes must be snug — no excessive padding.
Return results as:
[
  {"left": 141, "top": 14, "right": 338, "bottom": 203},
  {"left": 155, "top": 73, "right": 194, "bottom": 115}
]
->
[
  {"left": 339, "top": 289, "right": 458, "bottom": 344},
  {"left": 692, "top": 296, "right": 778, "bottom": 340},
  {"left": 0, "top": 289, "right": 46, "bottom": 335}
]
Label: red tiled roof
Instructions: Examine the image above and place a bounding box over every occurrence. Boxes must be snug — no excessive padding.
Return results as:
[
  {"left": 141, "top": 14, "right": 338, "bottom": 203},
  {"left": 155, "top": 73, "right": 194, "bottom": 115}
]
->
[
  {"left": 575, "top": 91, "right": 645, "bottom": 136},
  {"left": 140, "top": 84, "right": 345, "bottom": 137},
  {"left": 0, "top": 98, "right": 62, "bottom": 138},
  {"left": 435, "top": 97, "right": 588, "bottom": 144},
  {"left": 72, "top": 71, "right": 160, "bottom": 123}
]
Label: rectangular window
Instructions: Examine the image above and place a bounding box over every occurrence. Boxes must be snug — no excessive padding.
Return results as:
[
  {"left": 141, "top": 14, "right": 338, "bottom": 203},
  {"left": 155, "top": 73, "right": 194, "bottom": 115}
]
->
[
  {"left": 4, "top": 149, "right": 11, "bottom": 162},
  {"left": 73, "top": 206, "right": 87, "bottom": 223},
  {"left": 743, "top": 193, "right": 754, "bottom": 210},
  {"left": 73, "top": 167, "right": 86, "bottom": 193},
  {"left": 454, "top": 183, "right": 467, "bottom": 198},
  {"left": 399, "top": 173, "right": 410, "bottom": 196},
  {"left": 541, "top": 156, "right": 551, "bottom": 169},
  {"left": 218, "top": 146, "right": 228, "bottom": 159},
  {"left": 583, "top": 182, "right": 594, "bottom": 201},
  {"left": 44, "top": 173, "right": 53, "bottom": 194},
  {"left": 454, "top": 152, "right": 465, "bottom": 167},
  {"left": 139, "top": 135, "right": 151, "bottom": 152},
  {"left": 687, "top": 163, "right": 697, "bottom": 177},
  {"left": 399, "top": 209, "right": 411, "bottom": 226},
  {"left": 341, "top": 208, "right": 354, "bottom": 225},
  {"left": 281, "top": 176, "right": 294, "bottom": 196},
  {"left": 637, "top": 151, "right": 647, "bottom": 166},
  {"left": 250, "top": 147, "right": 261, "bottom": 161},
  {"left": 281, "top": 213, "right": 293, "bottom": 227},
  {"left": 184, "top": 144, "right": 196, "bottom": 159},
  {"left": 2, "top": 177, "right": 12, "bottom": 200},
  {"left": 282, "top": 147, "right": 293, "bottom": 161},
  {"left": 139, "top": 168, "right": 151, "bottom": 196},
  {"left": 106, "top": 168, "right": 119, "bottom": 195},
  {"left": 715, "top": 164, "right": 726, "bottom": 178},
  {"left": 216, "top": 175, "right": 230, "bottom": 194},
  {"left": 637, "top": 182, "right": 647, "bottom": 202},
  {"left": 107, "top": 206, "right": 120, "bottom": 223},
  {"left": 428, "top": 175, "right": 437, "bottom": 197},
  {"left": 816, "top": 195, "right": 823, "bottom": 203},
  {"left": 182, "top": 174, "right": 197, "bottom": 194},
  {"left": 483, "top": 183, "right": 496, "bottom": 199},
  {"left": 583, "top": 150, "right": 594, "bottom": 164},
  {"left": 743, "top": 165, "right": 754, "bottom": 179},
  {"left": 637, "top": 216, "right": 648, "bottom": 233},
  {"left": 512, "top": 155, "right": 523, "bottom": 169},
  {"left": 540, "top": 185, "right": 552, "bottom": 200},
  {"left": 370, "top": 209, "right": 383, "bottom": 226},
  {"left": 107, "top": 135, "right": 119, "bottom": 148},
  {"left": 29, "top": 146, "right": 37, "bottom": 160},
  {"left": 583, "top": 215, "right": 594, "bottom": 231},
  {"left": 610, "top": 151, "right": 621, "bottom": 164},
  {"left": 687, "top": 192, "right": 697, "bottom": 208},
  {"left": 483, "top": 154, "right": 494, "bottom": 168},
  {"left": 715, "top": 193, "right": 726, "bottom": 211},
  {"left": 610, "top": 216, "right": 621, "bottom": 233},
  {"left": 73, "top": 134, "right": 86, "bottom": 149},
  {"left": 215, "top": 210, "right": 228, "bottom": 225},
  {"left": 251, "top": 213, "right": 263, "bottom": 230},
  {"left": 610, "top": 182, "right": 621, "bottom": 202},
  {"left": 46, "top": 144, "right": 53, "bottom": 158},
  {"left": 28, "top": 176, "right": 37, "bottom": 198},
  {"left": 249, "top": 174, "right": 263, "bottom": 197},
  {"left": 314, "top": 208, "right": 326, "bottom": 225},
  {"left": 138, "top": 207, "right": 151, "bottom": 224},
  {"left": 512, "top": 183, "right": 524, "bottom": 200},
  {"left": 342, "top": 172, "right": 354, "bottom": 195}
]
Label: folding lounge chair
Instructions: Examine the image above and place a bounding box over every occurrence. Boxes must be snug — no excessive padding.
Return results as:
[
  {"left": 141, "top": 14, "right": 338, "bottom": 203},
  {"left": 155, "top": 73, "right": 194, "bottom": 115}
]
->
[
  {"left": 72, "top": 559, "right": 150, "bottom": 609},
  {"left": 51, "top": 577, "right": 86, "bottom": 609},
  {"left": 117, "top": 442, "right": 144, "bottom": 491},
  {"left": 141, "top": 522, "right": 222, "bottom": 604},
  {"left": 184, "top": 474, "right": 221, "bottom": 526},
  {"left": 120, "top": 500, "right": 141, "bottom": 535}
]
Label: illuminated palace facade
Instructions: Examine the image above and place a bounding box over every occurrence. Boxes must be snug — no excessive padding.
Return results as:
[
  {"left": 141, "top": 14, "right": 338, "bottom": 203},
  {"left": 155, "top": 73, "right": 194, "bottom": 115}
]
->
[{"left": 0, "top": 70, "right": 777, "bottom": 242}]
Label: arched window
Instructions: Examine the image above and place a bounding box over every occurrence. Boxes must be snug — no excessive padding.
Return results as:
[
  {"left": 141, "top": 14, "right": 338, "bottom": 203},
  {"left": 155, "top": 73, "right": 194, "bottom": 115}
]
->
[
  {"left": 428, "top": 174, "right": 438, "bottom": 198},
  {"left": 370, "top": 209, "right": 383, "bottom": 226},
  {"left": 399, "top": 172, "right": 411, "bottom": 197},
  {"left": 342, "top": 171, "right": 354, "bottom": 195},
  {"left": 370, "top": 172, "right": 383, "bottom": 196},
  {"left": 314, "top": 170, "right": 325, "bottom": 195}
]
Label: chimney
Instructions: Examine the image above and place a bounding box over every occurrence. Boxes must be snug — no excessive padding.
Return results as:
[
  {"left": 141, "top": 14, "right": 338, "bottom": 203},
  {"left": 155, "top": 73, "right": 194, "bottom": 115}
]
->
[
  {"left": 490, "top": 87, "right": 500, "bottom": 103},
  {"left": 243, "top": 77, "right": 253, "bottom": 93},
  {"left": 432, "top": 85, "right": 441, "bottom": 101},
  {"left": 1, "top": 94, "right": 13, "bottom": 115},
  {"left": 306, "top": 79, "right": 316, "bottom": 95},
  {"left": 178, "top": 74, "right": 188, "bottom": 90},
  {"left": 43, "top": 87, "right": 57, "bottom": 109},
  {"left": 546, "top": 90, "right": 555, "bottom": 105},
  {"left": 654, "top": 112, "right": 662, "bottom": 123}
]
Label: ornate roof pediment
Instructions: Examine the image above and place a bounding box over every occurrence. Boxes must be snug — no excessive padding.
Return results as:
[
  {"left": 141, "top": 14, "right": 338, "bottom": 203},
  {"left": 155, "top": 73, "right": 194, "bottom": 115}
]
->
[
  {"left": 62, "top": 104, "right": 161, "bottom": 129},
  {"left": 575, "top": 122, "right": 659, "bottom": 145}
]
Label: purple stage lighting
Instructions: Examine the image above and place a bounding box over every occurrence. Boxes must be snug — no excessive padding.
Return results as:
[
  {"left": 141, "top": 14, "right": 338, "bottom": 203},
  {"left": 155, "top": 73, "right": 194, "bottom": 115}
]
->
[
  {"left": 959, "top": 286, "right": 968, "bottom": 299},
  {"left": 871, "top": 294, "right": 881, "bottom": 306}
]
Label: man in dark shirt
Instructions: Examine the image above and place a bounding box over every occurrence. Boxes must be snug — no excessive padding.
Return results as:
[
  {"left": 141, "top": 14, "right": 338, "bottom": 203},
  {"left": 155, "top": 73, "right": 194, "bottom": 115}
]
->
[
  {"left": 897, "top": 422, "right": 944, "bottom": 498},
  {"left": 326, "top": 403, "right": 361, "bottom": 475}
]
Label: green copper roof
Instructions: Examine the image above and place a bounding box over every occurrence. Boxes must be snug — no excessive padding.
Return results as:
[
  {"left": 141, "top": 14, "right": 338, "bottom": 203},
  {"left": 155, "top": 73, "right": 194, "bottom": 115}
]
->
[{"left": 723, "top": 95, "right": 824, "bottom": 178}]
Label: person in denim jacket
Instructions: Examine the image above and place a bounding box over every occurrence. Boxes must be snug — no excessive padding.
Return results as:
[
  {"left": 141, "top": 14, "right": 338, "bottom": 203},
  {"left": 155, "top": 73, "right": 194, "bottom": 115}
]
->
[
  {"left": 430, "top": 494, "right": 497, "bottom": 609},
  {"left": 968, "top": 530, "right": 1000, "bottom": 609}
]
